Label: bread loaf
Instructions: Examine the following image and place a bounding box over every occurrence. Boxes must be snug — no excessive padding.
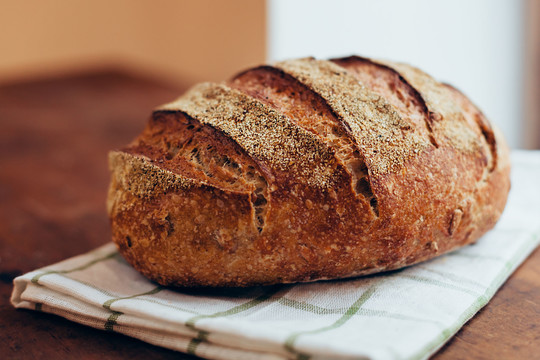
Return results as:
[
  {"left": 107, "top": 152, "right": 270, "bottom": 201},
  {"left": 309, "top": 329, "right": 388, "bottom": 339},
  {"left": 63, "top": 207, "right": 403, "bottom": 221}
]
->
[{"left": 107, "top": 56, "right": 510, "bottom": 287}]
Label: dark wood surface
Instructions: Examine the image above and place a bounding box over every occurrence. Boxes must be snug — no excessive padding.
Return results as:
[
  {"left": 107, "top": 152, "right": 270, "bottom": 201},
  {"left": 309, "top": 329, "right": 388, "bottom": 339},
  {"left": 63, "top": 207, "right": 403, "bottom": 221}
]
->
[{"left": 0, "top": 71, "right": 538, "bottom": 359}]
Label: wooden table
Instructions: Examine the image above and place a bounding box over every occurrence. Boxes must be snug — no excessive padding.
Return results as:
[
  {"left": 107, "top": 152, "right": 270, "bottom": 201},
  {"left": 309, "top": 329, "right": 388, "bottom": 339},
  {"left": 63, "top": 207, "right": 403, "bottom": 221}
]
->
[{"left": 0, "top": 71, "right": 538, "bottom": 359}]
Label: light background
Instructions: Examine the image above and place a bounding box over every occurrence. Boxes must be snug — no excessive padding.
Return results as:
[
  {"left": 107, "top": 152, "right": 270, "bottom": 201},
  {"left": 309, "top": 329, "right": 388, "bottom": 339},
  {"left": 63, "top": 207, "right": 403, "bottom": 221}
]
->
[{"left": 268, "top": 0, "right": 524, "bottom": 148}]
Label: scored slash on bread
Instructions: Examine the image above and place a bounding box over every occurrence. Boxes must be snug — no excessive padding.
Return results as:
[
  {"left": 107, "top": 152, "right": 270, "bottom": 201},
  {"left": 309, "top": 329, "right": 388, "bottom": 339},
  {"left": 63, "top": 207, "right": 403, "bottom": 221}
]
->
[{"left": 107, "top": 56, "right": 510, "bottom": 287}]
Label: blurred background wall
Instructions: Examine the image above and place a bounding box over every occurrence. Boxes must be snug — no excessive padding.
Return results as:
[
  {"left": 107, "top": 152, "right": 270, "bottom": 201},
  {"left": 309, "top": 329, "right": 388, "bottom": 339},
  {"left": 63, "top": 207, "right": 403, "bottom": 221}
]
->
[
  {"left": 268, "top": 0, "right": 526, "bottom": 149},
  {"left": 0, "top": 0, "right": 266, "bottom": 87},
  {"left": 524, "top": 0, "right": 540, "bottom": 149},
  {"left": 0, "top": 0, "right": 537, "bottom": 148}
]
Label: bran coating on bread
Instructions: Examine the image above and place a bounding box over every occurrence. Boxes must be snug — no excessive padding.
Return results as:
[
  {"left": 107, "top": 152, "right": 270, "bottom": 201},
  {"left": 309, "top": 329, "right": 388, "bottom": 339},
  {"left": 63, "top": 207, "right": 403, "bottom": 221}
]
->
[{"left": 160, "top": 82, "right": 340, "bottom": 188}]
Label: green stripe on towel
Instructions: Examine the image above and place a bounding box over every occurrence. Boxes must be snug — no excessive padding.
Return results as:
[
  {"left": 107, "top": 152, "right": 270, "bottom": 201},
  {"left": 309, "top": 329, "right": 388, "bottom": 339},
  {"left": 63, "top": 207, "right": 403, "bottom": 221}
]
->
[
  {"left": 31, "top": 251, "right": 118, "bottom": 284},
  {"left": 284, "top": 285, "right": 377, "bottom": 358}
]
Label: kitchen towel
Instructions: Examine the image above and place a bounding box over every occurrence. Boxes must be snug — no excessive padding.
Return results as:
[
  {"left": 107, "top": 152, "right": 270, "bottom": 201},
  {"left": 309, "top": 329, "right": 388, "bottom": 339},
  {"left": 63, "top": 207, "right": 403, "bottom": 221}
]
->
[{"left": 11, "top": 150, "right": 540, "bottom": 360}]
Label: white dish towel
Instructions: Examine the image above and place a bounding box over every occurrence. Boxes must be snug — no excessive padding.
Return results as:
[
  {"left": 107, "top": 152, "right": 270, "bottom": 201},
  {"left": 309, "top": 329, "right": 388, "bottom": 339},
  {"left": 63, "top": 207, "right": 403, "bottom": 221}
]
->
[{"left": 11, "top": 150, "right": 540, "bottom": 360}]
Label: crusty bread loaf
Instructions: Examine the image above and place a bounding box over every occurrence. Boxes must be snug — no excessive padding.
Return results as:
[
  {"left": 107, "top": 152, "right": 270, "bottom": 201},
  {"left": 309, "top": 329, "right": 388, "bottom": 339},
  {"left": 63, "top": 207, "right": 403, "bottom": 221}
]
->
[{"left": 107, "top": 56, "right": 510, "bottom": 287}]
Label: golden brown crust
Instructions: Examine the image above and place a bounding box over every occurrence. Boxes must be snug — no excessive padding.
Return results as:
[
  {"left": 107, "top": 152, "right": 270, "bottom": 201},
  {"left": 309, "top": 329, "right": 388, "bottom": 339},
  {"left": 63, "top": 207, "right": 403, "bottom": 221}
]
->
[
  {"left": 108, "top": 55, "right": 511, "bottom": 287},
  {"left": 275, "top": 58, "right": 429, "bottom": 176}
]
